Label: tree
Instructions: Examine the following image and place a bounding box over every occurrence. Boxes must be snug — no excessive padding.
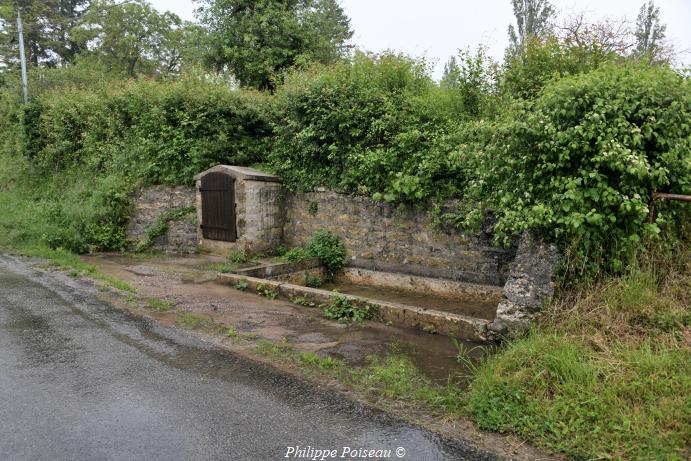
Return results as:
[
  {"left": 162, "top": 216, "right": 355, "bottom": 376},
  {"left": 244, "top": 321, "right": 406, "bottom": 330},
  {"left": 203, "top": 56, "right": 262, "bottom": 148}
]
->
[
  {"left": 196, "top": 0, "right": 352, "bottom": 90},
  {"left": 54, "top": 0, "right": 92, "bottom": 63},
  {"left": 506, "top": 0, "right": 555, "bottom": 60},
  {"left": 633, "top": 1, "right": 670, "bottom": 64},
  {"left": 441, "top": 47, "right": 500, "bottom": 117},
  {"left": 73, "top": 0, "right": 186, "bottom": 77},
  {"left": 440, "top": 56, "right": 458, "bottom": 87},
  {"left": 558, "top": 13, "right": 632, "bottom": 56},
  {"left": 0, "top": 0, "right": 90, "bottom": 67}
]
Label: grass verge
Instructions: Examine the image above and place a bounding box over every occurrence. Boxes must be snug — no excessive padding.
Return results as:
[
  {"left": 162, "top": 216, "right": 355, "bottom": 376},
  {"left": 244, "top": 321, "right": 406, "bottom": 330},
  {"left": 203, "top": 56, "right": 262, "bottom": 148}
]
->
[
  {"left": 467, "top": 252, "right": 691, "bottom": 461},
  {"left": 2, "top": 243, "right": 137, "bottom": 293}
]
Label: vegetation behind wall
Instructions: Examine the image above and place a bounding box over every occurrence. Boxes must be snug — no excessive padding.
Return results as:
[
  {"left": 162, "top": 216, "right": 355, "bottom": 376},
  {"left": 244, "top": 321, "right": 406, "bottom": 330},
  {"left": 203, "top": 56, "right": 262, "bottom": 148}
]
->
[{"left": 0, "top": 9, "right": 689, "bottom": 461}]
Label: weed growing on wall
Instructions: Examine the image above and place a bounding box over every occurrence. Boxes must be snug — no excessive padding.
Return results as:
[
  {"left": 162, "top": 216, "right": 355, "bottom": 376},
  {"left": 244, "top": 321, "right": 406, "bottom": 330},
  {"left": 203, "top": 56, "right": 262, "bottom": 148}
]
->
[
  {"left": 135, "top": 206, "right": 195, "bottom": 252},
  {"left": 306, "top": 230, "right": 346, "bottom": 281},
  {"left": 227, "top": 248, "right": 249, "bottom": 264},
  {"left": 323, "top": 292, "right": 378, "bottom": 323},
  {"left": 234, "top": 278, "right": 249, "bottom": 291},
  {"left": 290, "top": 296, "right": 317, "bottom": 307},
  {"left": 256, "top": 283, "right": 279, "bottom": 300},
  {"left": 305, "top": 274, "right": 322, "bottom": 288}
]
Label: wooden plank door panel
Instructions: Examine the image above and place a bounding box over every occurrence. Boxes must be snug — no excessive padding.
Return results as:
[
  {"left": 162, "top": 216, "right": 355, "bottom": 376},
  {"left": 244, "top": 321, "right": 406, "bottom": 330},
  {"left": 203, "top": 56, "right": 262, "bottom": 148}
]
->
[{"left": 200, "top": 173, "right": 236, "bottom": 242}]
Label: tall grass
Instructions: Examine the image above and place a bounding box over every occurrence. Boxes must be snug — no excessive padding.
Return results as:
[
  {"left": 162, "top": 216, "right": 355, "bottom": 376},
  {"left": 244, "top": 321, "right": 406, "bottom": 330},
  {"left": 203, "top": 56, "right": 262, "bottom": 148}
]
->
[{"left": 467, "top": 249, "right": 691, "bottom": 460}]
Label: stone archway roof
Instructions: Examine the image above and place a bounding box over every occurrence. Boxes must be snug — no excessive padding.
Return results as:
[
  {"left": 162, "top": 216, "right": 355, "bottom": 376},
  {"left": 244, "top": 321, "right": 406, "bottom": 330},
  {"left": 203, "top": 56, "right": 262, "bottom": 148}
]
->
[{"left": 194, "top": 165, "right": 280, "bottom": 183}]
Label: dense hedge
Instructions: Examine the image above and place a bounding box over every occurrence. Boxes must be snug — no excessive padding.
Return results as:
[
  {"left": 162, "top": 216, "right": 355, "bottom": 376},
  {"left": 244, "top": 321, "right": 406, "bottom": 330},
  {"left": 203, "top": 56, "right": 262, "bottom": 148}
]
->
[
  {"left": 1, "top": 56, "right": 689, "bottom": 278},
  {"left": 1, "top": 76, "right": 273, "bottom": 252},
  {"left": 452, "top": 64, "right": 691, "bottom": 278},
  {"left": 21, "top": 77, "right": 272, "bottom": 185},
  {"left": 269, "top": 53, "right": 476, "bottom": 200},
  {"left": 269, "top": 59, "right": 689, "bottom": 278}
]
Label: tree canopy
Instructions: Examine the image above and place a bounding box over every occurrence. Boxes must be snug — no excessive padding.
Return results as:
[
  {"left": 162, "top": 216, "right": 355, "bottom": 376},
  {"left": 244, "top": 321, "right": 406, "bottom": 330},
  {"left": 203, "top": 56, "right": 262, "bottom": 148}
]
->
[
  {"left": 72, "top": 0, "right": 189, "bottom": 77},
  {"left": 506, "top": 0, "right": 555, "bottom": 60},
  {"left": 0, "top": 0, "right": 90, "bottom": 67},
  {"left": 196, "top": 0, "right": 352, "bottom": 90}
]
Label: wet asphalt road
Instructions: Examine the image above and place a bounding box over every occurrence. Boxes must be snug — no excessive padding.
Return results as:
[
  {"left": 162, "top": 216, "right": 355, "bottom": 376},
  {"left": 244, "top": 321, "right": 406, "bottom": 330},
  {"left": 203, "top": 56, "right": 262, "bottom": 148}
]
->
[{"left": 0, "top": 256, "right": 497, "bottom": 461}]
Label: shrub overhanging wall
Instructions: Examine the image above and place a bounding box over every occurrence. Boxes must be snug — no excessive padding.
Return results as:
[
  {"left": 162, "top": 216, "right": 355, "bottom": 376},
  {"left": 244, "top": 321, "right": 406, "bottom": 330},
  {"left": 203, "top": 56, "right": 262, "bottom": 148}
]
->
[{"left": 1, "top": 60, "right": 689, "bottom": 278}]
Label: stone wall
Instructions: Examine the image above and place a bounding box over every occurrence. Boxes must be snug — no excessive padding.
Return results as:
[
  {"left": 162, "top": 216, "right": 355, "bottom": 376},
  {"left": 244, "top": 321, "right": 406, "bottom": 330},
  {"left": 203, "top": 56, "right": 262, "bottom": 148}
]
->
[
  {"left": 283, "top": 189, "right": 515, "bottom": 286},
  {"left": 487, "top": 232, "right": 559, "bottom": 340},
  {"left": 126, "top": 186, "right": 197, "bottom": 254},
  {"left": 129, "top": 175, "right": 559, "bottom": 339},
  {"left": 238, "top": 180, "right": 284, "bottom": 251}
]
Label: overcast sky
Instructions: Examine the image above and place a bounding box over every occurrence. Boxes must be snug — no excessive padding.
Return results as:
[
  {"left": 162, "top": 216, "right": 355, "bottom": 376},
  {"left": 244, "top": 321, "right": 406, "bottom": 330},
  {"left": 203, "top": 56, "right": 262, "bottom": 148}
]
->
[{"left": 150, "top": 0, "right": 691, "bottom": 78}]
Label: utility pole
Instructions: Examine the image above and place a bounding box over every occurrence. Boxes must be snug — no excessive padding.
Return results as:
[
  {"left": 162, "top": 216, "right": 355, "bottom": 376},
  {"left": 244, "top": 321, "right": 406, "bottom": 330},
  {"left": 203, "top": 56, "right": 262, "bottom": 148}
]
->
[{"left": 17, "top": 9, "right": 29, "bottom": 103}]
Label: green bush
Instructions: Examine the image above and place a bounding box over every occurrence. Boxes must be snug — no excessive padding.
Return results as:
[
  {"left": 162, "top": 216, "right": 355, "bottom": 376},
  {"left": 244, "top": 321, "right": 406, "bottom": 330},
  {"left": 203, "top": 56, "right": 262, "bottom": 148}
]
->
[
  {"left": 21, "top": 77, "right": 272, "bottom": 185},
  {"left": 1, "top": 73, "right": 273, "bottom": 255},
  {"left": 305, "top": 230, "right": 346, "bottom": 280},
  {"left": 256, "top": 283, "right": 278, "bottom": 300},
  {"left": 269, "top": 52, "right": 471, "bottom": 199},
  {"left": 503, "top": 35, "right": 616, "bottom": 100},
  {"left": 451, "top": 64, "right": 690, "bottom": 279},
  {"left": 281, "top": 247, "right": 311, "bottom": 262},
  {"left": 322, "top": 292, "right": 378, "bottom": 323},
  {"left": 0, "top": 164, "right": 132, "bottom": 253}
]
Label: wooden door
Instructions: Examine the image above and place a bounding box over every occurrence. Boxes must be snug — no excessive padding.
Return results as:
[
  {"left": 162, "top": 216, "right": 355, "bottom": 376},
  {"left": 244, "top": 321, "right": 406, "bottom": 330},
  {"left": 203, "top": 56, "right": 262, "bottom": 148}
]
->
[{"left": 200, "top": 173, "right": 236, "bottom": 242}]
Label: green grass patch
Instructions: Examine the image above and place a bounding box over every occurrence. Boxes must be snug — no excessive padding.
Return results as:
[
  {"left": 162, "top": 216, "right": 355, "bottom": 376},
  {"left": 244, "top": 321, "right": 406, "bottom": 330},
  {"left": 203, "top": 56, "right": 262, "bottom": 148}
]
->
[
  {"left": 177, "top": 311, "right": 204, "bottom": 329},
  {"left": 352, "top": 354, "right": 465, "bottom": 414},
  {"left": 204, "top": 262, "right": 239, "bottom": 274},
  {"left": 468, "top": 334, "right": 690, "bottom": 460},
  {"left": 99, "top": 275, "right": 136, "bottom": 293},
  {"left": 253, "top": 338, "right": 293, "bottom": 357},
  {"left": 467, "top": 260, "right": 691, "bottom": 461},
  {"left": 225, "top": 325, "right": 239, "bottom": 339},
  {"left": 249, "top": 334, "right": 464, "bottom": 414},
  {"left": 0, "top": 242, "right": 139, "bottom": 296},
  {"left": 16, "top": 245, "right": 98, "bottom": 274},
  {"left": 298, "top": 351, "right": 343, "bottom": 370},
  {"left": 146, "top": 298, "right": 173, "bottom": 312}
]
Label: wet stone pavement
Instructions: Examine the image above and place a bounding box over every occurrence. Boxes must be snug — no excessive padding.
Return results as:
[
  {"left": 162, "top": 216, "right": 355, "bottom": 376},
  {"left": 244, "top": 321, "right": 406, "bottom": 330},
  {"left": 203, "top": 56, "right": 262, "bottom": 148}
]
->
[{"left": 0, "top": 255, "right": 499, "bottom": 461}]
